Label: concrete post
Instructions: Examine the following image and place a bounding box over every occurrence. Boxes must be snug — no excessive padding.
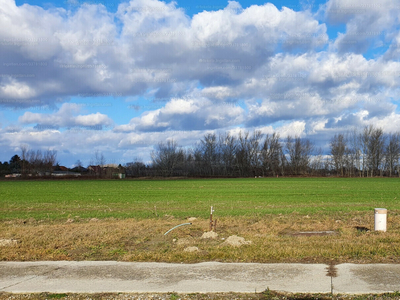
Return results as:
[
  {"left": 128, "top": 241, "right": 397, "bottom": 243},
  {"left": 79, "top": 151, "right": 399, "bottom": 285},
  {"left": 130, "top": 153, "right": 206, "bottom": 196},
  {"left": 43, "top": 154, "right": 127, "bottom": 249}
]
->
[{"left": 374, "top": 208, "right": 387, "bottom": 232}]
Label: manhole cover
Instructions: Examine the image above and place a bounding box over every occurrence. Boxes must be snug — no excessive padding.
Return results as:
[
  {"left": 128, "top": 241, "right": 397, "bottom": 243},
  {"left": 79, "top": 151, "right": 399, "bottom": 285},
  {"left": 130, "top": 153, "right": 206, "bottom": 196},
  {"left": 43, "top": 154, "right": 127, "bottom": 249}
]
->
[{"left": 288, "top": 231, "right": 337, "bottom": 236}]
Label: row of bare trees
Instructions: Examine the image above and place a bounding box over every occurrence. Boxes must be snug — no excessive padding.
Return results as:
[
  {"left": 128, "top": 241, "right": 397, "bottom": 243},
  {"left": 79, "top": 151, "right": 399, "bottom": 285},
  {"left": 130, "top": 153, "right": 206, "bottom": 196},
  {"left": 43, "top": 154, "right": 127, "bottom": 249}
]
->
[
  {"left": 150, "top": 126, "right": 400, "bottom": 178},
  {"left": 20, "top": 146, "right": 58, "bottom": 176},
  {"left": 330, "top": 125, "right": 400, "bottom": 177},
  {"left": 150, "top": 131, "right": 324, "bottom": 177}
]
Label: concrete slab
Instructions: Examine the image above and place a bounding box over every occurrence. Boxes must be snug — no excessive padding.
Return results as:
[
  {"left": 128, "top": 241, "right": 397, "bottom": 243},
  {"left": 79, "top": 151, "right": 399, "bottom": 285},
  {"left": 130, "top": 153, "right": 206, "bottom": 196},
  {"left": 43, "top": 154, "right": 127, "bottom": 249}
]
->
[
  {"left": 333, "top": 264, "right": 400, "bottom": 294},
  {"left": 0, "top": 261, "right": 331, "bottom": 294},
  {"left": 3, "top": 262, "right": 400, "bottom": 294}
]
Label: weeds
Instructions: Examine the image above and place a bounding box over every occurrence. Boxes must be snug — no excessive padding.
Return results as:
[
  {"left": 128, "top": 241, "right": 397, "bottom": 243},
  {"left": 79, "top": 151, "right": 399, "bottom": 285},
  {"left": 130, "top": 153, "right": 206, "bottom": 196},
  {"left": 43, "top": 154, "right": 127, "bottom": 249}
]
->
[
  {"left": 46, "top": 294, "right": 68, "bottom": 299},
  {"left": 169, "top": 293, "right": 180, "bottom": 300}
]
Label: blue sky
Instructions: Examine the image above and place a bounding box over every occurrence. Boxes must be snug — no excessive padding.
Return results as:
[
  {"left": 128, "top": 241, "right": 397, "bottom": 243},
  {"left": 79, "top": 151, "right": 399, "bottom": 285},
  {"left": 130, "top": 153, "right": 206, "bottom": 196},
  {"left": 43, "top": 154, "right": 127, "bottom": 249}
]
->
[{"left": 1, "top": 0, "right": 400, "bottom": 167}]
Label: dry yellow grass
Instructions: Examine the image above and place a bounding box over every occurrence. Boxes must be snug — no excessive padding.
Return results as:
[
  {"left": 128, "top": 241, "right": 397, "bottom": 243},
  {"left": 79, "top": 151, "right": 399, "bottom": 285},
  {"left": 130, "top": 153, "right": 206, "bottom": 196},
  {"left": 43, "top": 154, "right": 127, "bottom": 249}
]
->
[{"left": 1, "top": 212, "right": 400, "bottom": 263}]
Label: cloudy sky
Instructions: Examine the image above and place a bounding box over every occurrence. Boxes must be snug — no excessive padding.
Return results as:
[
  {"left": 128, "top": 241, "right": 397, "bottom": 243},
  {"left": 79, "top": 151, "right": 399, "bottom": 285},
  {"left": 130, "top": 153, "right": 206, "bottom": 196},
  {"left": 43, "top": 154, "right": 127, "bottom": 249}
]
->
[{"left": 1, "top": 0, "right": 400, "bottom": 167}]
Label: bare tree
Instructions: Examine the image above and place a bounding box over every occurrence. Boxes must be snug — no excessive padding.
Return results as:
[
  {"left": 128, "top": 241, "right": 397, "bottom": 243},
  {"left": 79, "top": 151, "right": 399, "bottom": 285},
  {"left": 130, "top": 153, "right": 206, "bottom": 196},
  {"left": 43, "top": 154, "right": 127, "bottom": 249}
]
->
[
  {"left": 95, "top": 151, "right": 106, "bottom": 167},
  {"left": 219, "top": 132, "right": 237, "bottom": 176},
  {"left": 22, "top": 149, "right": 56, "bottom": 176},
  {"left": 151, "top": 140, "right": 181, "bottom": 176},
  {"left": 285, "top": 136, "right": 314, "bottom": 175},
  {"left": 181, "top": 148, "right": 195, "bottom": 176},
  {"left": 360, "top": 125, "right": 373, "bottom": 177},
  {"left": 235, "top": 130, "right": 263, "bottom": 176},
  {"left": 193, "top": 146, "right": 204, "bottom": 176},
  {"left": 249, "top": 130, "right": 263, "bottom": 176},
  {"left": 385, "top": 132, "right": 400, "bottom": 177},
  {"left": 347, "top": 129, "right": 361, "bottom": 177},
  {"left": 261, "top": 132, "right": 282, "bottom": 176},
  {"left": 43, "top": 150, "right": 57, "bottom": 174},
  {"left": 94, "top": 150, "right": 106, "bottom": 177},
  {"left": 330, "top": 133, "right": 347, "bottom": 176},
  {"left": 235, "top": 131, "right": 250, "bottom": 177},
  {"left": 199, "top": 133, "right": 219, "bottom": 176},
  {"left": 27, "top": 149, "right": 43, "bottom": 175},
  {"left": 367, "top": 127, "right": 385, "bottom": 177},
  {"left": 20, "top": 145, "right": 29, "bottom": 176}
]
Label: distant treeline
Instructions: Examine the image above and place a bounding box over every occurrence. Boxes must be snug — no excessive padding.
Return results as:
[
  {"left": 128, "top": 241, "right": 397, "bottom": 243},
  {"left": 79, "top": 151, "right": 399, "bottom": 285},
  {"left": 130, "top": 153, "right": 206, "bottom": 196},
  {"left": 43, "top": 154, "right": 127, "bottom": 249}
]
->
[
  {"left": 1, "top": 125, "right": 399, "bottom": 178},
  {"left": 1, "top": 149, "right": 57, "bottom": 178},
  {"left": 145, "top": 125, "right": 399, "bottom": 178}
]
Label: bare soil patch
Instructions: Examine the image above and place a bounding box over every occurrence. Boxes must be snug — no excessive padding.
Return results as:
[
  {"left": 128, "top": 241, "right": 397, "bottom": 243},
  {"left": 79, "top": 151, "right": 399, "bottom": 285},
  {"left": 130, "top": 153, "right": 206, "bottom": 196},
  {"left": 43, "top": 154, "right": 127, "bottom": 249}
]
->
[
  {"left": 223, "top": 235, "right": 252, "bottom": 247},
  {"left": 184, "top": 246, "right": 200, "bottom": 252},
  {"left": 201, "top": 231, "right": 218, "bottom": 239}
]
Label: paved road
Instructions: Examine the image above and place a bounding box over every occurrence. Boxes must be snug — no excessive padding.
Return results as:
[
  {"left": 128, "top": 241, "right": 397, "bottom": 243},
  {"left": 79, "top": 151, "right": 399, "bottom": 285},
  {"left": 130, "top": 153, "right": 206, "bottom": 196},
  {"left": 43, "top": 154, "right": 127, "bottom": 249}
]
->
[{"left": 1, "top": 261, "right": 400, "bottom": 294}]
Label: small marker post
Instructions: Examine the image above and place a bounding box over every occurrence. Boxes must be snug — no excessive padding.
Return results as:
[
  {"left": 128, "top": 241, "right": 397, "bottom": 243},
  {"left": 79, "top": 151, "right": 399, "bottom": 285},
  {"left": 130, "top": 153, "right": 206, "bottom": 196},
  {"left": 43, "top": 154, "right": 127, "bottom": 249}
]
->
[{"left": 209, "top": 206, "right": 216, "bottom": 231}]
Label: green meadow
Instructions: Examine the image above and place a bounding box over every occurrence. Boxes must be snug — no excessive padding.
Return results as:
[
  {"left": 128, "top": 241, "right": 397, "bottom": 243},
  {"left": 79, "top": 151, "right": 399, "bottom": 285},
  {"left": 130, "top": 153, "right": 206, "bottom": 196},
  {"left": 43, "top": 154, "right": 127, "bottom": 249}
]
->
[{"left": 1, "top": 177, "right": 399, "bottom": 220}]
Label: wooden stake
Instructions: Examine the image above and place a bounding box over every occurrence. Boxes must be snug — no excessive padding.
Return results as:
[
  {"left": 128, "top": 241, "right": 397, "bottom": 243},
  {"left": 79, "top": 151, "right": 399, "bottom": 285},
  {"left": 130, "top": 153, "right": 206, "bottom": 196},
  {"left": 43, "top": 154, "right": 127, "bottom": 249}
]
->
[{"left": 209, "top": 206, "right": 216, "bottom": 232}]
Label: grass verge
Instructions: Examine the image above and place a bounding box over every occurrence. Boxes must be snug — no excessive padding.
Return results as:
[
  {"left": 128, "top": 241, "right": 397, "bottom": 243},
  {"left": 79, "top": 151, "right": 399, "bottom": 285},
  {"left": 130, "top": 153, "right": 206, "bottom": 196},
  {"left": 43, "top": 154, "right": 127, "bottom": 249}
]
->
[{"left": 2, "top": 212, "right": 400, "bottom": 263}]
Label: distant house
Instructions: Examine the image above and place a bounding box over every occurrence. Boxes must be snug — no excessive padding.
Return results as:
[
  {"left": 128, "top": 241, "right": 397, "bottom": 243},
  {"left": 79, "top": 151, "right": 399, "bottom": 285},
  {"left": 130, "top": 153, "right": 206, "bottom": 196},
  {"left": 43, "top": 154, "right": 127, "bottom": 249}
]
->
[
  {"left": 88, "top": 165, "right": 102, "bottom": 174},
  {"left": 104, "top": 164, "right": 118, "bottom": 168},
  {"left": 71, "top": 166, "right": 88, "bottom": 173}
]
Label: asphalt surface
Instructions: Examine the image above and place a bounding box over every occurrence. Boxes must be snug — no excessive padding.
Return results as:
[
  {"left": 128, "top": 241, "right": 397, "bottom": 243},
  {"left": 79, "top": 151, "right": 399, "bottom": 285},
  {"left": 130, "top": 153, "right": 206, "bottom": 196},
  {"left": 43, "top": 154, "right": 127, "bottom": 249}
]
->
[{"left": 1, "top": 261, "right": 400, "bottom": 294}]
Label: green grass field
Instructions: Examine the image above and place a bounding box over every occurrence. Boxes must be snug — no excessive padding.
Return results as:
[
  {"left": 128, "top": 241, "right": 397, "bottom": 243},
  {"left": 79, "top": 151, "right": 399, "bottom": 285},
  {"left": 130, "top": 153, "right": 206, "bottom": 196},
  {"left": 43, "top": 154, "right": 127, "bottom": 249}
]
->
[{"left": 1, "top": 177, "right": 399, "bottom": 220}]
